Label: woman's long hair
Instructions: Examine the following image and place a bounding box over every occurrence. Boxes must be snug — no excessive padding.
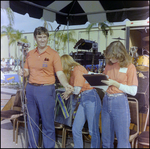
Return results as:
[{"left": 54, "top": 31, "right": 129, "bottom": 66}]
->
[
  {"left": 60, "top": 54, "right": 80, "bottom": 81},
  {"left": 104, "top": 41, "right": 132, "bottom": 67}
]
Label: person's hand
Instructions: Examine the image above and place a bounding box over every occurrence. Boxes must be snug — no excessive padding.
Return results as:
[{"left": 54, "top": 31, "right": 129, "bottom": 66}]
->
[
  {"left": 19, "top": 69, "right": 24, "bottom": 76},
  {"left": 19, "top": 69, "right": 28, "bottom": 77},
  {"left": 62, "top": 91, "right": 72, "bottom": 100},
  {"left": 65, "top": 84, "right": 74, "bottom": 93},
  {"left": 62, "top": 84, "right": 74, "bottom": 100},
  {"left": 101, "top": 79, "right": 120, "bottom": 88}
]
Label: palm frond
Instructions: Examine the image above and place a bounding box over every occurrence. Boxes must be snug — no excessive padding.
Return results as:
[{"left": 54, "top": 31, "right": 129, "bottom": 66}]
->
[{"left": 86, "top": 23, "right": 97, "bottom": 33}]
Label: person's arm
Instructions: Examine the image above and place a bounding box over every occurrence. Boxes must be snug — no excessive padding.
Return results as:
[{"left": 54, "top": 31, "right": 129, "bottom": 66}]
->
[
  {"left": 119, "top": 84, "right": 137, "bottom": 96},
  {"left": 56, "top": 71, "right": 74, "bottom": 93},
  {"left": 62, "top": 86, "right": 82, "bottom": 100},
  {"left": 101, "top": 79, "right": 137, "bottom": 96}
]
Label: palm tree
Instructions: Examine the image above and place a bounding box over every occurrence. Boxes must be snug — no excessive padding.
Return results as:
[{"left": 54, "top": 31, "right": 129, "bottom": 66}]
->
[
  {"left": 40, "top": 17, "right": 53, "bottom": 31},
  {"left": 5, "top": 7, "right": 15, "bottom": 27},
  {"left": 86, "top": 21, "right": 113, "bottom": 39},
  {"left": 9, "top": 30, "right": 29, "bottom": 59},
  {"left": 1, "top": 7, "right": 15, "bottom": 58},
  {"left": 52, "top": 30, "right": 77, "bottom": 54},
  {"left": 9, "top": 30, "right": 29, "bottom": 73},
  {"left": 1, "top": 25, "right": 15, "bottom": 58}
]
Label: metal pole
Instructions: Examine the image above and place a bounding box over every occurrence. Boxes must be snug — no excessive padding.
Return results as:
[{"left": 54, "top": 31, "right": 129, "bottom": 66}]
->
[
  {"left": 126, "top": 27, "right": 130, "bottom": 53},
  {"left": 67, "top": 20, "right": 69, "bottom": 54},
  {"left": 21, "top": 46, "right": 28, "bottom": 148},
  {"left": 17, "top": 46, "right": 22, "bottom": 89},
  {"left": 54, "top": 24, "right": 61, "bottom": 50},
  {"left": 54, "top": 33, "right": 56, "bottom": 50},
  {"left": 105, "top": 30, "right": 108, "bottom": 48}
]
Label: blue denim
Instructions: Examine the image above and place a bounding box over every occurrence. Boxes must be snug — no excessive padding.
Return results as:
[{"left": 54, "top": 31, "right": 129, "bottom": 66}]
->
[
  {"left": 72, "top": 89, "right": 102, "bottom": 148},
  {"left": 101, "top": 93, "right": 131, "bottom": 148},
  {"left": 25, "top": 83, "right": 56, "bottom": 148}
]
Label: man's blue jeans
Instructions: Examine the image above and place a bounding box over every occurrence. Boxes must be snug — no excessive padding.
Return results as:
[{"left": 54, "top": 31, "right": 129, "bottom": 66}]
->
[
  {"left": 72, "top": 89, "right": 102, "bottom": 148},
  {"left": 26, "top": 83, "right": 56, "bottom": 148},
  {"left": 101, "top": 93, "right": 131, "bottom": 148}
]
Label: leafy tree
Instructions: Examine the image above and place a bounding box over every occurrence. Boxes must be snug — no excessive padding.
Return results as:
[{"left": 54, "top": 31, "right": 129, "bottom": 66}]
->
[
  {"left": 5, "top": 7, "right": 15, "bottom": 27},
  {"left": 1, "top": 25, "right": 15, "bottom": 58},
  {"left": 9, "top": 30, "right": 29, "bottom": 59},
  {"left": 86, "top": 21, "right": 113, "bottom": 39},
  {"left": 40, "top": 17, "right": 53, "bottom": 31},
  {"left": 1, "top": 7, "right": 15, "bottom": 58},
  {"left": 9, "top": 30, "right": 29, "bottom": 74},
  {"left": 51, "top": 30, "right": 77, "bottom": 54}
]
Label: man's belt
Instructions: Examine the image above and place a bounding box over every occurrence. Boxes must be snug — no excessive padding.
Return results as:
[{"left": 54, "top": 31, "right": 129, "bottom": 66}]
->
[{"left": 29, "top": 83, "right": 51, "bottom": 86}]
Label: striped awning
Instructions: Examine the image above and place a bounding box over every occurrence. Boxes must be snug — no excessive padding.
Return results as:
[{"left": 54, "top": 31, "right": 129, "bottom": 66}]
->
[{"left": 1, "top": 1, "right": 149, "bottom": 25}]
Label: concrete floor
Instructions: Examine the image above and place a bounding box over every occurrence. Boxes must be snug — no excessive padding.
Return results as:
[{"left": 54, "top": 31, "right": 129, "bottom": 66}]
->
[
  {"left": 1, "top": 87, "right": 91, "bottom": 148},
  {"left": 1, "top": 118, "right": 92, "bottom": 148}
]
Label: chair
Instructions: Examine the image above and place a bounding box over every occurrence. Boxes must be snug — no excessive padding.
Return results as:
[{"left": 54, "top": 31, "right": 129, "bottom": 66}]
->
[
  {"left": 54, "top": 122, "right": 66, "bottom": 148},
  {"left": 135, "top": 106, "right": 149, "bottom": 148},
  {"left": 1, "top": 90, "right": 23, "bottom": 142},
  {"left": 114, "top": 97, "right": 139, "bottom": 148},
  {"left": 14, "top": 115, "right": 25, "bottom": 144},
  {"left": 62, "top": 121, "right": 90, "bottom": 148},
  {"left": 14, "top": 116, "right": 43, "bottom": 147},
  {"left": 31, "top": 121, "right": 67, "bottom": 148},
  {"left": 128, "top": 97, "right": 139, "bottom": 148}
]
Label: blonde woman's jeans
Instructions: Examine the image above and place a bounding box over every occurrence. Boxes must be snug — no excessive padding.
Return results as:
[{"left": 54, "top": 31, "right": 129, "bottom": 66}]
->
[
  {"left": 72, "top": 89, "right": 102, "bottom": 148},
  {"left": 101, "top": 93, "right": 131, "bottom": 148}
]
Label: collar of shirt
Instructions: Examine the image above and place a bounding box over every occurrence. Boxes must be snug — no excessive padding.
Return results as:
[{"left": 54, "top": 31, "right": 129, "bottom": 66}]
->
[{"left": 34, "top": 46, "right": 51, "bottom": 55}]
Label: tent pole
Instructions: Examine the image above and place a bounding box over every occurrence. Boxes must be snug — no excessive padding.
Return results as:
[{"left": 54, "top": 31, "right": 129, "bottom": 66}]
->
[
  {"left": 54, "top": 33, "right": 56, "bottom": 50},
  {"left": 126, "top": 26, "right": 130, "bottom": 53},
  {"left": 67, "top": 20, "right": 69, "bottom": 54}
]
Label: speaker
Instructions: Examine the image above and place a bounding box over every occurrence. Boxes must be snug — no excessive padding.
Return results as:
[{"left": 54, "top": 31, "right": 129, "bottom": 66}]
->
[{"left": 128, "top": 71, "right": 149, "bottom": 113}]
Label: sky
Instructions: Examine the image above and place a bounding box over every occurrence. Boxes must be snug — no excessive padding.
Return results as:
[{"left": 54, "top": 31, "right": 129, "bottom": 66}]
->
[
  {"left": 1, "top": 8, "right": 129, "bottom": 33},
  {"left": 1, "top": 8, "right": 91, "bottom": 33}
]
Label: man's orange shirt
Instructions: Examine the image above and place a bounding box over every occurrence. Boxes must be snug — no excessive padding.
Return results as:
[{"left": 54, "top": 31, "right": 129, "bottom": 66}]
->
[
  {"left": 103, "top": 63, "right": 138, "bottom": 94},
  {"left": 69, "top": 65, "right": 93, "bottom": 93},
  {"left": 24, "top": 46, "right": 63, "bottom": 84}
]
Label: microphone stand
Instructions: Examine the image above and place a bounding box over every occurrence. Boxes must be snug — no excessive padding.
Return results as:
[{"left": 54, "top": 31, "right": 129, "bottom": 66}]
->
[
  {"left": 54, "top": 24, "right": 61, "bottom": 50},
  {"left": 20, "top": 46, "right": 28, "bottom": 148}
]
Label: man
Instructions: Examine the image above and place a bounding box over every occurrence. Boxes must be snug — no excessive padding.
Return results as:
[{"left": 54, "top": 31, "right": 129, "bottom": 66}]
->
[
  {"left": 1, "top": 58, "right": 7, "bottom": 72},
  {"left": 19, "top": 26, "right": 73, "bottom": 148}
]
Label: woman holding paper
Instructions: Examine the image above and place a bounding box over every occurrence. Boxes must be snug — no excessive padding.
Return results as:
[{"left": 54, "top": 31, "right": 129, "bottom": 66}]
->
[
  {"left": 60, "top": 54, "right": 102, "bottom": 148},
  {"left": 101, "top": 41, "right": 138, "bottom": 148}
]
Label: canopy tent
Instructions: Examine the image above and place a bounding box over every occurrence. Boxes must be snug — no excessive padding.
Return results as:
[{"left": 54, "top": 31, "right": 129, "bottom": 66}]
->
[
  {"left": 1, "top": 1, "right": 149, "bottom": 25},
  {"left": 1, "top": 1, "right": 149, "bottom": 148},
  {"left": 1, "top": 1, "right": 149, "bottom": 53}
]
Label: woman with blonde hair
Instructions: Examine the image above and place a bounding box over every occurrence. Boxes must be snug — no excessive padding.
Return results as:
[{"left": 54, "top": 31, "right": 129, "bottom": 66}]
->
[
  {"left": 101, "top": 41, "right": 138, "bottom": 148},
  {"left": 61, "top": 54, "right": 102, "bottom": 148}
]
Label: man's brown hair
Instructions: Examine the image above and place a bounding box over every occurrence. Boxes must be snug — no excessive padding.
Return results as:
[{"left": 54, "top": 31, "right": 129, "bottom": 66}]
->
[{"left": 33, "top": 26, "right": 49, "bottom": 38}]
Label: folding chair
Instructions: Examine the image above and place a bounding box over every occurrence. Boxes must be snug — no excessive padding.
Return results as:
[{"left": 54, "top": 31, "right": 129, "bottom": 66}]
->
[
  {"left": 62, "top": 121, "right": 90, "bottom": 148},
  {"left": 1, "top": 90, "right": 23, "bottom": 142},
  {"left": 128, "top": 97, "right": 139, "bottom": 148},
  {"left": 135, "top": 106, "right": 149, "bottom": 148}
]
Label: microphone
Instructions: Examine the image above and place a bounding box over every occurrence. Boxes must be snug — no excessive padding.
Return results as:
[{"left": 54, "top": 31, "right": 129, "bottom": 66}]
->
[
  {"left": 17, "top": 41, "right": 31, "bottom": 48},
  {"left": 55, "top": 24, "right": 61, "bottom": 32}
]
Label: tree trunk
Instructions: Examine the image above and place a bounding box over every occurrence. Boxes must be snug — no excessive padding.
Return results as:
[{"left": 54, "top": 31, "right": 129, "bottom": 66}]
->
[{"left": 8, "top": 37, "right": 10, "bottom": 58}]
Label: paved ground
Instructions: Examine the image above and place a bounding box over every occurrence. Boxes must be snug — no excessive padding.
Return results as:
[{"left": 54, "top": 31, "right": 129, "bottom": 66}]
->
[
  {"left": 1, "top": 118, "right": 91, "bottom": 148},
  {"left": 1, "top": 86, "right": 91, "bottom": 148}
]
